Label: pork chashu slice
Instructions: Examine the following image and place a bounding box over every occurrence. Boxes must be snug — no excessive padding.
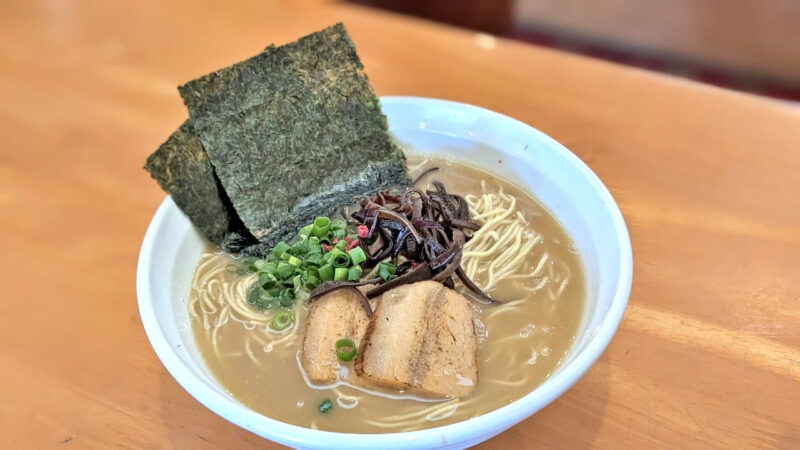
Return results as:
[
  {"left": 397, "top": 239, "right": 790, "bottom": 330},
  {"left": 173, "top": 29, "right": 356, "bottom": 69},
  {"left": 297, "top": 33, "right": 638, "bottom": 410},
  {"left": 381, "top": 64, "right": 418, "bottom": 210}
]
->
[
  {"left": 300, "top": 287, "right": 371, "bottom": 383},
  {"left": 355, "top": 280, "right": 478, "bottom": 398}
]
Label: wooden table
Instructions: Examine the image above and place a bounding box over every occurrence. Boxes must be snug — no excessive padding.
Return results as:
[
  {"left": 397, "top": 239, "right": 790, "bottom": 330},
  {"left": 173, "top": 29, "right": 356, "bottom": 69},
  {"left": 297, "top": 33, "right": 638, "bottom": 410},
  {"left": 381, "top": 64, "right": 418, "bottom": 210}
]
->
[{"left": 1, "top": 1, "right": 798, "bottom": 448}]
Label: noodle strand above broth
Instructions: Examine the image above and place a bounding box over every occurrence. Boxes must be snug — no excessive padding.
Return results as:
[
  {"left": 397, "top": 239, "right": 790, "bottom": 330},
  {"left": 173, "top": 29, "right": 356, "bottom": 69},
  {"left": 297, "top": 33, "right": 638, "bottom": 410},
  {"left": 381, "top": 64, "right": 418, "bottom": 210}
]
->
[
  {"left": 188, "top": 156, "right": 585, "bottom": 433},
  {"left": 462, "top": 180, "right": 554, "bottom": 298}
]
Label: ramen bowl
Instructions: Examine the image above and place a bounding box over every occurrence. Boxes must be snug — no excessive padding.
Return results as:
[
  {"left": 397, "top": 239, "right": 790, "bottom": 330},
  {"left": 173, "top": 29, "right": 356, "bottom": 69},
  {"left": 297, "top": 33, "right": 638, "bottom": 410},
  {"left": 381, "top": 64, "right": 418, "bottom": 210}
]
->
[{"left": 137, "top": 97, "right": 633, "bottom": 449}]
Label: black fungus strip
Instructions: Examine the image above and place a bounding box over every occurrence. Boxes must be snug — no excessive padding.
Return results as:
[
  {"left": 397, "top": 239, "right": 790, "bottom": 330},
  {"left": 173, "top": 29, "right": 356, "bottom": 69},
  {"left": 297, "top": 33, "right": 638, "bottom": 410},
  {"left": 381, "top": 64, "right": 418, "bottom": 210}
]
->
[
  {"left": 308, "top": 281, "right": 380, "bottom": 316},
  {"left": 412, "top": 166, "right": 439, "bottom": 185},
  {"left": 350, "top": 179, "right": 505, "bottom": 306}
]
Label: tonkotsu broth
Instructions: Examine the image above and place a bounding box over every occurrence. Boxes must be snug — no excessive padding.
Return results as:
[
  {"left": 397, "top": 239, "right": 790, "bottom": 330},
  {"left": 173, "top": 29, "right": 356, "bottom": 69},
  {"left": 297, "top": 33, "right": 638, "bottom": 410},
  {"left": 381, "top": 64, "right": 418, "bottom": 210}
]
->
[{"left": 188, "top": 156, "right": 585, "bottom": 433}]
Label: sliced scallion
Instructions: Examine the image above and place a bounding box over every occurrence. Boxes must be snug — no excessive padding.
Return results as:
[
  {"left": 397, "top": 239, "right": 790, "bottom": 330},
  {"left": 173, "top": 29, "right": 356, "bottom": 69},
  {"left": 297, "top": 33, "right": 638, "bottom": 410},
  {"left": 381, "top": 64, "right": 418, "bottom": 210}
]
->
[
  {"left": 271, "top": 242, "right": 290, "bottom": 259},
  {"left": 312, "top": 216, "right": 331, "bottom": 237},
  {"left": 271, "top": 310, "right": 293, "bottom": 331},
  {"left": 258, "top": 272, "right": 276, "bottom": 289},
  {"left": 292, "top": 274, "right": 302, "bottom": 291},
  {"left": 347, "top": 266, "right": 362, "bottom": 282},
  {"left": 280, "top": 288, "right": 295, "bottom": 301},
  {"left": 378, "top": 262, "right": 397, "bottom": 281},
  {"left": 334, "top": 267, "right": 348, "bottom": 281},
  {"left": 331, "top": 253, "right": 350, "bottom": 268},
  {"left": 291, "top": 240, "right": 309, "bottom": 255},
  {"left": 305, "top": 275, "right": 320, "bottom": 290},
  {"left": 347, "top": 247, "right": 366, "bottom": 266},
  {"left": 287, "top": 255, "right": 303, "bottom": 267},
  {"left": 261, "top": 264, "right": 277, "bottom": 277},
  {"left": 335, "top": 338, "right": 357, "bottom": 361},
  {"left": 276, "top": 262, "right": 295, "bottom": 280},
  {"left": 305, "top": 252, "right": 323, "bottom": 266},
  {"left": 248, "top": 285, "right": 260, "bottom": 304},
  {"left": 319, "top": 398, "right": 333, "bottom": 414},
  {"left": 318, "top": 263, "right": 334, "bottom": 282},
  {"left": 321, "top": 252, "right": 334, "bottom": 264},
  {"left": 298, "top": 224, "right": 314, "bottom": 238}
]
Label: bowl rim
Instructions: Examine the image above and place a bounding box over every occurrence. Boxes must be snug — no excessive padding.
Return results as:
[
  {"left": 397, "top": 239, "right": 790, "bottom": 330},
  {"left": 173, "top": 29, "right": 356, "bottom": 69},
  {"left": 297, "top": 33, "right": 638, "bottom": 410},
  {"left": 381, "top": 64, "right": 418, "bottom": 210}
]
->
[{"left": 137, "top": 96, "right": 633, "bottom": 448}]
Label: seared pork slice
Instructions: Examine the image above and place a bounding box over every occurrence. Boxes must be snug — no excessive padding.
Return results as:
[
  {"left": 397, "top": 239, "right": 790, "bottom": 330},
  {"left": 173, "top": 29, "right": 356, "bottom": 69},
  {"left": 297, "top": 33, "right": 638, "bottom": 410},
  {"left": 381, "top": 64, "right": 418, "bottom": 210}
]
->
[
  {"left": 355, "top": 281, "right": 478, "bottom": 397},
  {"left": 412, "top": 286, "right": 478, "bottom": 397},
  {"left": 301, "top": 288, "right": 371, "bottom": 383},
  {"left": 354, "top": 282, "right": 434, "bottom": 389}
]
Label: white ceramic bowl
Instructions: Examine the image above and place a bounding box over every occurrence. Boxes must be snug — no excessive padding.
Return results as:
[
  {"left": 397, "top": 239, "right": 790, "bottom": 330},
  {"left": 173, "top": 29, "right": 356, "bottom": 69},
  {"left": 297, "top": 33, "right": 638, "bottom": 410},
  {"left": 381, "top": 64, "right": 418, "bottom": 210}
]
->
[{"left": 137, "top": 97, "right": 633, "bottom": 449}]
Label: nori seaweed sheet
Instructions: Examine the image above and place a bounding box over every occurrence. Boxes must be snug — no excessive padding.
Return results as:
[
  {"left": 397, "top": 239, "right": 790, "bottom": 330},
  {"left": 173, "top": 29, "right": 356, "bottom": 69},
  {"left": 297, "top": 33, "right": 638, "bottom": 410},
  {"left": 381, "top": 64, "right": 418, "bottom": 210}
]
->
[
  {"left": 179, "top": 23, "right": 408, "bottom": 250},
  {"left": 144, "top": 120, "right": 251, "bottom": 244}
]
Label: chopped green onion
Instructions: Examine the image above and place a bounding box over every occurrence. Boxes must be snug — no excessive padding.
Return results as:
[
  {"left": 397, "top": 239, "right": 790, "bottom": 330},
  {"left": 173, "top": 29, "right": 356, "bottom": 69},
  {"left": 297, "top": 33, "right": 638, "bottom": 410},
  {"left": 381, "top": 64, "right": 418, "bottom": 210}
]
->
[
  {"left": 258, "top": 272, "right": 277, "bottom": 289},
  {"left": 347, "top": 247, "right": 366, "bottom": 266},
  {"left": 298, "top": 224, "right": 314, "bottom": 238},
  {"left": 248, "top": 286, "right": 260, "bottom": 304},
  {"left": 240, "top": 216, "right": 376, "bottom": 310},
  {"left": 335, "top": 338, "right": 357, "bottom": 361},
  {"left": 261, "top": 264, "right": 277, "bottom": 278},
  {"left": 318, "top": 398, "right": 333, "bottom": 414},
  {"left": 276, "top": 262, "right": 295, "bottom": 279},
  {"left": 287, "top": 255, "right": 303, "bottom": 267},
  {"left": 321, "top": 252, "right": 334, "bottom": 264},
  {"left": 271, "top": 310, "right": 293, "bottom": 330},
  {"left": 291, "top": 240, "right": 309, "bottom": 255},
  {"left": 347, "top": 266, "right": 362, "bottom": 281},
  {"left": 318, "top": 263, "right": 334, "bottom": 282},
  {"left": 305, "top": 252, "right": 323, "bottom": 266},
  {"left": 293, "top": 274, "right": 302, "bottom": 291},
  {"left": 331, "top": 253, "right": 350, "bottom": 268},
  {"left": 305, "top": 275, "right": 320, "bottom": 290},
  {"left": 334, "top": 267, "right": 348, "bottom": 281},
  {"left": 271, "top": 242, "right": 290, "bottom": 259},
  {"left": 378, "top": 262, "right": 397, "bottom": 281},
  {"left": 312, "top": 216, "right": 331, "bottom": 237},
  {"left": 280, "top": 287, "right": 295, "bottom": 301}
]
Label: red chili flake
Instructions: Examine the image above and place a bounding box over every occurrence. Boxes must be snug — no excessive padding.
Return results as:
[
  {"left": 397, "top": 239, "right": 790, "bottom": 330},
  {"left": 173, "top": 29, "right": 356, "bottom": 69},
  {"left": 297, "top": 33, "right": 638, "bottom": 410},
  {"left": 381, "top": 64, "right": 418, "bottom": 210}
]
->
[
  {"left": 346, "top": 240, "right": 359, "bottom": 251},
  {"left": 357, "top": 225, "right": 369, "bottom": 239},
  {"left": 411, "top": 262, "right": 419, "bottom": 268},
  {"left": 331, "top": 237, "right": 338, "bottom": 244},
  {"left": 321, "top": 243, "right": 333, "bottom": 251}
]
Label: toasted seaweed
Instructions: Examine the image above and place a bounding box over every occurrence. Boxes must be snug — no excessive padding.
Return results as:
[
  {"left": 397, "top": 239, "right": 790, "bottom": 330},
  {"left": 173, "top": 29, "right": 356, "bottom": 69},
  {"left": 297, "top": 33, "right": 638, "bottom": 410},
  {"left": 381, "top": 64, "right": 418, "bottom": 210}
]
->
[
  {"left": 144, "top": 120, "right": 252, "bottom": 244},
  {"left": 179, "top": 23, "right": 409, "bottom": 249},
  {"left": 236, "top": 150, "right": 409, "bottom": 257}
]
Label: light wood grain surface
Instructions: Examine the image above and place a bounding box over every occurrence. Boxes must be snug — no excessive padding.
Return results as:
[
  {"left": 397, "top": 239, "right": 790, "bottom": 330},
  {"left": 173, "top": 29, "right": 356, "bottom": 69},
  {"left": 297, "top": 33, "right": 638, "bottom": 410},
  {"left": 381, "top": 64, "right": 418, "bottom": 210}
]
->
[{"left": 1, "top": 0, "right": 798, "bottom": 448}]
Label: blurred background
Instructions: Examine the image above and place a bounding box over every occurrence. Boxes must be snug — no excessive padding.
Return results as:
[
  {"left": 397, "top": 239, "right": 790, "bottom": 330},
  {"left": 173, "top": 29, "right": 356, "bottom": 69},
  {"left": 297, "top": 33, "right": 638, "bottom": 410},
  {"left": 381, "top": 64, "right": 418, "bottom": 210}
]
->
[{"left": 349, "top": 0, "right": 800, "bottom": 101}]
